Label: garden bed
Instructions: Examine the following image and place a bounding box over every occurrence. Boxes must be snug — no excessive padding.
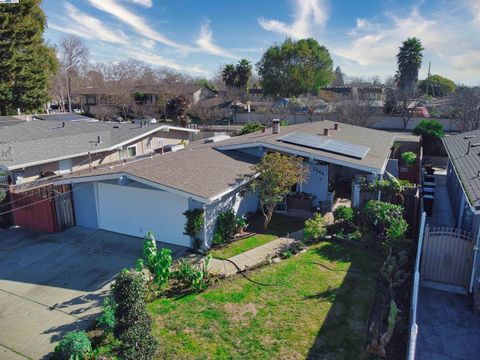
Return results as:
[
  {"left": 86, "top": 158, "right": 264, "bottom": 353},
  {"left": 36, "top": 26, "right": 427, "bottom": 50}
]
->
[{"left": 148, "top": 241, "right": 381, "bottom": 359}]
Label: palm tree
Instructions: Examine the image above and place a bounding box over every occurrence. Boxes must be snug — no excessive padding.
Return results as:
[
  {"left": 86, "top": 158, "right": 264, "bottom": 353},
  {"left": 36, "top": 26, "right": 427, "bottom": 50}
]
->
[
  {"left": 235, "top": 59, "right": 252, "bottom": 89},
  {"left": 396, "top": 37, "right": 424, "bottom": 91},
  {"left": 222, "top": 64, "right": 237, "bottom": 87}
]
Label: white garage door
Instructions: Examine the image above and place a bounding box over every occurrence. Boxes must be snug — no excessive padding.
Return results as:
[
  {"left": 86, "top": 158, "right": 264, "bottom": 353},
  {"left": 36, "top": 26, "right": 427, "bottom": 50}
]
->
[{"left": 96, "top": 183, "right": 191, "bottom": 247}]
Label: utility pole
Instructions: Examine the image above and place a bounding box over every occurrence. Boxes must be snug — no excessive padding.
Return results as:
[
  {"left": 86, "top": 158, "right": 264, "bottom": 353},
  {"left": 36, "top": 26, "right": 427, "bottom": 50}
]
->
[{"left": 425, "top": 61, "right": 432, "bottom": 97}]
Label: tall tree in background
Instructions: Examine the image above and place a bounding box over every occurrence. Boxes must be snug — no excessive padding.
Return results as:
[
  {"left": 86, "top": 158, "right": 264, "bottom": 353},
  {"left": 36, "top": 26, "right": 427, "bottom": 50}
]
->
[
  {"left": 257, "top": 38, "right": 334, "bottom": 98},
  {"left": 222, "top": 64, "right": 237, "bottom": 87},
  {"left": 0, "top": 0, "right": 58, "bottom": 115},
  {"left": 391, "top": 37, "right": 424, "bottom": 129},
  {"left": 59, "top": 35, "right": 89, "bottom": 112},
  {"left": 396, "top": 37, "right": 424, "bottom": 91},
  {"left": 418, "top": 74, "right": 456, "bottom": 97},
  {"left": 235, "top": 59, "right": 252, "bottom": 89},
  {"left": 332, "top": 66, "right": 345, "bottom": 86},
  {"left": 449, "top": 86, "right": 480, "bottom": 131}
]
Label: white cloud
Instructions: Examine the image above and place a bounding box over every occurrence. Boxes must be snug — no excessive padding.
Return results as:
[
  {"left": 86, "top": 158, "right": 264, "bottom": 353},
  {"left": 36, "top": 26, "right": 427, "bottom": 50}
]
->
[
  {"left": 470, "top": 0, "right": 480, "bottom": 25},
  {"left": 49, "top": 2, "right": 129, "bottom": 45},
  {"left": 258, "top": 0, "right": 328, "bottom": 39},
  {"left": 331, "top": 6, "right": 480, "bottom": 84},
  {"left": 89, "top": 0, "right": 187, "bottom": 50},
  {"left": 126, "top": 0, "right": 152, "bottom": 8},
  {"left": 195, "top": 23, "right": 239, "bottom": 60},
  {"left": 127, "top": 50, "right": 210, "bottom": 75}
]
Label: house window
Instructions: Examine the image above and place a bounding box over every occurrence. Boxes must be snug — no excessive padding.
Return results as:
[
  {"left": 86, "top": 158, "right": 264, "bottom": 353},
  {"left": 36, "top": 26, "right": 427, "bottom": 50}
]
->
[
  {"left": 85, "top": 95, "right": 97, "bottom": 105},
  {"left": 118, "top": 145, "right": 137, "bottom": 159},
  {"left": 157, "top": 138, "right": 164, "bottom": 148},
  {"left": 146, "top": 139, "right": 152, "bottom": 150}
]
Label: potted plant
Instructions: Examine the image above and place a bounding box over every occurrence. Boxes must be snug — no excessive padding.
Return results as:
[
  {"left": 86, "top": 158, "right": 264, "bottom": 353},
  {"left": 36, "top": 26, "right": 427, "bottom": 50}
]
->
[{"left": 235, "top": 216, "right": 248, "bottom": 233}]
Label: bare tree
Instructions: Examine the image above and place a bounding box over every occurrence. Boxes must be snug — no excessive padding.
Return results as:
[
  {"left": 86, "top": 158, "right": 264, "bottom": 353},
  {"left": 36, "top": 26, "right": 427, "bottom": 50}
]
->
[
  {"left": 190, "top": 101, "right": 230, "bottom": 130},
  {"left": 449, "top": 86, "right": 480, "bottom": 131},
  {"left": 385, "top": 87, "right": 419, "bottom": 129},
  {"left": 334, "top": 99, "right": 376, "bottom": 127},
  {"left": 59, "top": 36, "right": 89, "bottom": 112}
]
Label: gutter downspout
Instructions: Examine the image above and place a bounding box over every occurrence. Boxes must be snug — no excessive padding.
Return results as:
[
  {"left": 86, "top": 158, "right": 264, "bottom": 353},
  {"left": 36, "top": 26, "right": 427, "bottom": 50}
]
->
[{"left": 469, "top": 228, "right": 480, "bottom": 293}]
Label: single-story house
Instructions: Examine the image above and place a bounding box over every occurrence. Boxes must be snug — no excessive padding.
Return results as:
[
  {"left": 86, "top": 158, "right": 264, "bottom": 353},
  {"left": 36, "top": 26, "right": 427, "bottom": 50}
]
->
[
  {"left": 53, "top": 120, "right": 404, "bottom": 249},
  {"left": 0, "top": 120, "right": 198, "bottom": 185},
  {"left": 443, "top": 131, "right": 480, "bottom": 292}
]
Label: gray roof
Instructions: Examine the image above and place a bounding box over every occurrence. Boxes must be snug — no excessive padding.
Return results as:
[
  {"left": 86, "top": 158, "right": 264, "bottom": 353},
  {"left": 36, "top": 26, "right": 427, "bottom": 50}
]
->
[
  {"left": 59, "top": 120, "right": 397, "bottom": 200},
  {"left": 0, "top": 121, "right": 193, "bottom": 170},
  {"left": 443, "top": 131, "right": 480, "bottom": 209},
  {"left": 0, "top": 116, "right": 26, "bottom": 128},
  {"left": 33, "top": 113, "right": 98, "bottom": 122},
  {"left": 214, "top": 120, "right": 396, "bottom": 173}
]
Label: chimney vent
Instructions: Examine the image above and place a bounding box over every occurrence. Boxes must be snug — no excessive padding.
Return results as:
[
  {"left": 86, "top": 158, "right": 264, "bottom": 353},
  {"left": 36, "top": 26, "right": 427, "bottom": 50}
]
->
[
  {"left": 323, "top": 128, "right": 330, "bottom": 136},
  {"left": 97, "top": 135, "right": 102, "bottom": 144},
  {"left": 62, "top": 121, "right": 66, "bottom": 128},
  {"left": 272, "top": 119, "right": 280, "bottom": 134},
  {"left": 334, "top": 123, "right": 340, "bottom": 130}
]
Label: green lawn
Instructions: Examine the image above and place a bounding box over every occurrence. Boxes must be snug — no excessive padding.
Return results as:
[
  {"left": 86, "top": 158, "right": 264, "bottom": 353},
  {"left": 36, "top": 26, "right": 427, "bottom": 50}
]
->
[
  {"left": 210, "top": 234, "right": 277, "bottom": 259},
  {"left": 149, "top": 241, "right": 381, "bottom": 359},
  {"left": 210, "top": 214, "right": 305, "bottom": 260}
]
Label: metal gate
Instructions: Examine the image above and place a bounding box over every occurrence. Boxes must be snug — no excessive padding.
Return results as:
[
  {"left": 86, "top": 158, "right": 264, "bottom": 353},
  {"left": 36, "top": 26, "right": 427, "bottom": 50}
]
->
[{"left": 421, "top": 225, "right": 474, "bottom": 289}]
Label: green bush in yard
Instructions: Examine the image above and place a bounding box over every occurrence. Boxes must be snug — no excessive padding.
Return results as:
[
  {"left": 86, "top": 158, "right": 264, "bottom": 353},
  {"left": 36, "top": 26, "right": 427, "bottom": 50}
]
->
[
  {"left": 333, "top": 206, "right": 354, "bottom": 224},
  {"left": 54, "top": 331, "right": 92, "bottom": 360},
  {"left": 238, "top": 121, "right": 263, "bottom": 135},
  {"left": 138, "top": 232, "right": 172, "bottom": 288},
  {"left": 174, "top": 255, "right": 212, "bottom": 292},
  {"left": 304, "top": 213, "right": 327, "bottom": 242},
  {"left": 96, "top": 296, "right": 117, "bottom": 335},
  {"left": 112, "top": 270, "right": 158, "bottom": 360},
  {"left": 213, "top": 209, "right": 237, "bottom": 245},
  {"left": 401, "top": 151, "right": 417, "bottom": 167},
  {"left": 412, "top": 119, "right": 444, "bottom": 140}
]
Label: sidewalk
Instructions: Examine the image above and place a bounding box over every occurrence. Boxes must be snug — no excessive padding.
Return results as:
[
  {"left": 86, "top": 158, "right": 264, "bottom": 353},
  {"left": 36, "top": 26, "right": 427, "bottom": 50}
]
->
[{"left": 208, "top": 229, "right": 304, "bottom": 277}]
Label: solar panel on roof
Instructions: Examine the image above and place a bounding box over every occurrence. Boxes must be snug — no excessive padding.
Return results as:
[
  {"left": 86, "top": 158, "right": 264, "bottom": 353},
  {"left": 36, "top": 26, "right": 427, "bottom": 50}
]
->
[{"left": 278, "top": 132, "right": 370, "bottom": 159}]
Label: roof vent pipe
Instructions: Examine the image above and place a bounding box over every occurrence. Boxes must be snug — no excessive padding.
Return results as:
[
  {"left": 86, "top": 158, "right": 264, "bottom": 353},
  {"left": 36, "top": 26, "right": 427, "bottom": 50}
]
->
[
  {"left": 272, "top": 119, "right": 280, "bottom": 134},
  {"left": 334, "top": 123, "right": 340, "bottom": 130},
  {"left": 324, "top": 128, "right": 330, "bottom": 136},
  {"left": 97, "top": 135, "right": 102, "bottom": 144},
  {"left": 62, "top": 121, "right": 66, "bottom": 128}
]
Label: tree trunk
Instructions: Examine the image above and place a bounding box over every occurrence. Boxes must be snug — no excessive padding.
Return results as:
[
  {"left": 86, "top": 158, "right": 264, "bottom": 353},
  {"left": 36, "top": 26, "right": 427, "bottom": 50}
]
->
[{"left": 263, "top": 204, "right": 275, "bottom": 230}]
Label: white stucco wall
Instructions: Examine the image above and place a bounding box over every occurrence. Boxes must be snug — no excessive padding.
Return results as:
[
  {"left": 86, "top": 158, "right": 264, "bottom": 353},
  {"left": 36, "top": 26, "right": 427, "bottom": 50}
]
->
[
  {"left": 202, "top": 187, "right": 259, "bottom": 248},
  {"left": 298, "top": 163, "right": 329, "bottom": 205}
]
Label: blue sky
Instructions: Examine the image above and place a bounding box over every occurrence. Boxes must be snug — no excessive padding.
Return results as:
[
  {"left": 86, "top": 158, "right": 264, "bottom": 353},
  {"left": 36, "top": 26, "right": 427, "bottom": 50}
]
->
[{"left": 42, "top": 0, "right": 480, "bottom": 84}]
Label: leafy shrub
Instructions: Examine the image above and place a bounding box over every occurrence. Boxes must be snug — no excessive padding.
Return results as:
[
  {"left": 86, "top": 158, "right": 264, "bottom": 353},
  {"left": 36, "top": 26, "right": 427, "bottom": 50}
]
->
[
  {"left": 333, "top": 206, "right": 354, "bottom": 224},
  {"left": 174, "top": 255, "right": 212, "bottom": 292},
  {"left": 412, "top": 119, "right": 444, "bottom": 140},
  {"left": 96, "top": 296, "right": 117, "bottom": 335},
  {"left": 304, "top": 213, "right": 327, "bottom": 242},
  {"left": 277, "top": 241, "right": 305, "bottom": 258},
  {"left": 401, "top": 151, "right": 417, "bottom": 166},
  {"left": 362, "top": 200, "right": 408, "bottom": 252},
  {"left": 238, "top": 121, "right": 263, "bottom": 135},
  {"left": 112, "top": 270, "right": 158, "bottom": 360},
  {"left": 183, "top": 209, "right": 205, "bottom": 250},
  {"left": 213, "top": 209, "right": 237, "bottom": 245},
  {"left": 138, "top": 232, "right": 173, "bottom": 288},
  {"left": 280, "top": 119, "right": 289, "bottom": 126},
  {"left": 235, "top": 216, "right": 248, "bottom": 230},
  {"left": 54, "top": 331, "right": 92, "bottom": 360}
]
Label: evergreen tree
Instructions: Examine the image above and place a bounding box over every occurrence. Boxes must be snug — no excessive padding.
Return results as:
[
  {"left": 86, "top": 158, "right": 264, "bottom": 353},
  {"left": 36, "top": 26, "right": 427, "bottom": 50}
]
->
[
  {"left": 0, "top": 0, "right": 58, "bottom": 115},
  {"left": 332, "top": 66, "right": 345, "bottom": 86}
]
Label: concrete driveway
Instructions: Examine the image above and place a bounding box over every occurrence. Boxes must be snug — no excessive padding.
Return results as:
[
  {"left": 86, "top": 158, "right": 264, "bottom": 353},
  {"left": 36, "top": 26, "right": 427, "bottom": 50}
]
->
[{"left": 0, "top": 227, "right": 187, "bottom": 359}]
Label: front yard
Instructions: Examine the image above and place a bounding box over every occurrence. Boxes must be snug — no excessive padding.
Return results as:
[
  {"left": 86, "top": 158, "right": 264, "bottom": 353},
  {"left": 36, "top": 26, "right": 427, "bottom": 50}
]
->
[
  {"left": 148, "top": 241, "right": 381, "bottom": 359},
  {"left": 210, "top": 213, "right": 305, "bottom": 259}
]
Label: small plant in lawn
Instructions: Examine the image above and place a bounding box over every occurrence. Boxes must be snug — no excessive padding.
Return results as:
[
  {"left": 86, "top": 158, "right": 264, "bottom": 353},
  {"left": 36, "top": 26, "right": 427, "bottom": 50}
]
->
[
  {"left": 54, "top": 331, "right": 92, "bottom": 360},
  {"left": 401, "top": 151, "right": 417, "bottom": 167},
  {"left": 304, "top": 213, "right": 327, "bottom": 243},
  {"left": 112, "top": 270, "right": 158, "bottom": 360},
  {"left": 277, "top": 241, "right": 305, "bottom": 259},
  {"left": 96, "top": 296, "right": 117, "bottom": 335}
]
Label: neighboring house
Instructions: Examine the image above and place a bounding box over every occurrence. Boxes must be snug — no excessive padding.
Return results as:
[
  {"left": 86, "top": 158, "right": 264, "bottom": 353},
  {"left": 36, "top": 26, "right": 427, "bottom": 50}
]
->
[
  {"left": 76, "top": 85, "right": 215, "bottom": 119},
  {"left": 323, "top": 86, "right": 386, "bottom": 102},
  {"left": 32, "top": 113, "right": 99, "bottom": 123},
  {"left": 53, "top": 120, "right": 402, "bottom": 249},
  {"left": 0, "top": 120, "right": 198, "bottom": 185},
  {"left": 443, "top": 131, "right": 480, "bottom": 291}
]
